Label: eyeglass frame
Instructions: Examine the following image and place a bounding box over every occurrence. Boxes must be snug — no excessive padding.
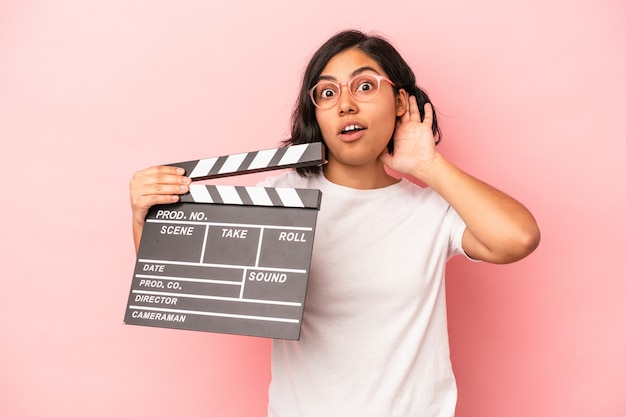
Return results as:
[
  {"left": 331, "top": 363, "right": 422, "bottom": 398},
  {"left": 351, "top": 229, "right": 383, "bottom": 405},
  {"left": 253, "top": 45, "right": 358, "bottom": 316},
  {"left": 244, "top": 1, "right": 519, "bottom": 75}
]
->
[{"left": 308, "top": 73, "right": 397, "bottom": 109}]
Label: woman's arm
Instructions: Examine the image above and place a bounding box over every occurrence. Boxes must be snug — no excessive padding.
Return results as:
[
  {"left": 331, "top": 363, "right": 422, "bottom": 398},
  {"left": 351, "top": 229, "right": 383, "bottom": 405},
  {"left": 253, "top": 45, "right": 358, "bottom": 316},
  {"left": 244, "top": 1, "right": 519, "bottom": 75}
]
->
[
  {"left": 415, "top": 155, "right": 540, "bottom": 263},
  {"left": 380, "top": 96, "right": 540, "bottom": 264}
]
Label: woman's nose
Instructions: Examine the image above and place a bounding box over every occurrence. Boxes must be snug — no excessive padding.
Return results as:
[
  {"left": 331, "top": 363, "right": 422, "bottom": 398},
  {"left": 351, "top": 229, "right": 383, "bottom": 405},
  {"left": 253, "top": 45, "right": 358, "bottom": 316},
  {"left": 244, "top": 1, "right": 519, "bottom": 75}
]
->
[{"left": 337, "top": 84, "right": 357, "bottom": 114}]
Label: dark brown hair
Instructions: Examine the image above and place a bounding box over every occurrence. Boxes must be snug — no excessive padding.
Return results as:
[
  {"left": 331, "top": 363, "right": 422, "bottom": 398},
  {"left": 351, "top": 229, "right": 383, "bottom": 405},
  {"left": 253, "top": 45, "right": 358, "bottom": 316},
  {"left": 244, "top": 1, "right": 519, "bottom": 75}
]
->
[{"left": 283, "top": 29, "right": 441, "bottom": 176}]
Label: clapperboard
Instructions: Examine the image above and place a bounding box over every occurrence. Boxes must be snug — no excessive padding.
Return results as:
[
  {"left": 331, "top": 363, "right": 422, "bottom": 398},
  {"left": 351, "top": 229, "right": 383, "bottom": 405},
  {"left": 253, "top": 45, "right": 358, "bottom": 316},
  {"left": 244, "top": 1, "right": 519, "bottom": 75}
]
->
[{"left": 124, "top": 143, "right": 324, "bottom": 340}]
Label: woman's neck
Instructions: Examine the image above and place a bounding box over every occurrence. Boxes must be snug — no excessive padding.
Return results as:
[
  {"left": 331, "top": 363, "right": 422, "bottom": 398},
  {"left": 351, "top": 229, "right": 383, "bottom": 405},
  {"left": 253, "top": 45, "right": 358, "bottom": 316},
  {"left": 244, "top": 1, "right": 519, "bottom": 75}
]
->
[{"left": 322, "top": 160, "right": 399, "bottom": 190}]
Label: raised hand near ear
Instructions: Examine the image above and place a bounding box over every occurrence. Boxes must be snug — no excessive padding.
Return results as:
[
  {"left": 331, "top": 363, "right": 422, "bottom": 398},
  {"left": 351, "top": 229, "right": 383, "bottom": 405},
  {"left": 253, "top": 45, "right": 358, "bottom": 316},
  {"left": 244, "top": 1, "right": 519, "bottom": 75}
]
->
[{"left": 378, "top": 96, "right": 439, "bottom": 181}]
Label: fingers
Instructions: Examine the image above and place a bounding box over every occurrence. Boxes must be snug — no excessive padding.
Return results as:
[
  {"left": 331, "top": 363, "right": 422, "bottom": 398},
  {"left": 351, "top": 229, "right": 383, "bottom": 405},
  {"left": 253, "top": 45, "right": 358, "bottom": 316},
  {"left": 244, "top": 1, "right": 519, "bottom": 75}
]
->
[
  {"left": 422, "top": 102, "right": 433, "bottom": 127},
  {"left": 131, "top": 166, "right": 189, "bottom": 190},
  {"left": 408, "top": 95, "right": 420, "bottom": 119},
  {"left": 130, "top": 165, "right": 191, "bottom": 219},
  {"left": 132, "top": 165, "right": 185, "bottom": 182},
  {"left": 404, "top": 96, "right": 432, "bottom": 126}
]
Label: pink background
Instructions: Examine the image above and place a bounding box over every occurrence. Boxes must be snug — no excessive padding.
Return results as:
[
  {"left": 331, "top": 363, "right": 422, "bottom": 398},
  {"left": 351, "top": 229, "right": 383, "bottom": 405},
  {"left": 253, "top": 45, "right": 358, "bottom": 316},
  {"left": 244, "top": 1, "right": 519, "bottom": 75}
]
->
[{"left": 1, "top": 0, "right": 625, "bottom": 416}]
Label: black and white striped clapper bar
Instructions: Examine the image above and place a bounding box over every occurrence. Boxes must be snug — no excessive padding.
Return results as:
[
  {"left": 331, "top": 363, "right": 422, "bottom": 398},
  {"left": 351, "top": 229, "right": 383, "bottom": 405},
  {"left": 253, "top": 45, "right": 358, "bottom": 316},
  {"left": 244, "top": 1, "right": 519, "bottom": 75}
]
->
[{"left": 124, "top": 142, "right": 324, "bottom": 340}]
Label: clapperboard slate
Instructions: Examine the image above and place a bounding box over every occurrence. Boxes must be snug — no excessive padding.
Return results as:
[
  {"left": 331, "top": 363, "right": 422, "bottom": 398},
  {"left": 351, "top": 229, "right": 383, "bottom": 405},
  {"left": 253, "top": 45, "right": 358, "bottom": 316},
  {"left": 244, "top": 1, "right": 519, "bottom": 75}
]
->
[{"left": 124, "top": 143, "right": 323, "bottom": 340}]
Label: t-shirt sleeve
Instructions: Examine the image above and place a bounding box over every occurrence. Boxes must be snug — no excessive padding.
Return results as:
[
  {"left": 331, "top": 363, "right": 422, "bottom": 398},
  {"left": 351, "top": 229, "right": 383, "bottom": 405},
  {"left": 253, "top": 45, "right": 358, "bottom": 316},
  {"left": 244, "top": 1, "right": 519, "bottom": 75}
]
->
[
  {"left": 446, "top": 206, "right": 479, "bottom": 262},
  {"left": 256, "top": 171, "right": 303, "bottom": 188},
  {"left": 256, "top": 177, "right": 274, "bottom": 187}
]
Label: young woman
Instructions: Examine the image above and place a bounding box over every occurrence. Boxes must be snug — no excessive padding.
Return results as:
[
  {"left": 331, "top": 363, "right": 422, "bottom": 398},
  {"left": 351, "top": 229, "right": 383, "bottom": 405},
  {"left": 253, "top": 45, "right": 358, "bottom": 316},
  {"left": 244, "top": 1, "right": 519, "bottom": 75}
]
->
[{"left": 130, "top": 30, "right": 540, "bottom": 417}]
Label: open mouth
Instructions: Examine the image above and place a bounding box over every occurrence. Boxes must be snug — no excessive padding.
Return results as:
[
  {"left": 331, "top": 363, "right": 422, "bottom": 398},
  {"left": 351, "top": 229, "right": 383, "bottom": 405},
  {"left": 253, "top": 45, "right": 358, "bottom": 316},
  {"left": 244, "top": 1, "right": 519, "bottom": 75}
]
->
[{"left": 341, "top": 124, "right": 365, "bottom": 134}]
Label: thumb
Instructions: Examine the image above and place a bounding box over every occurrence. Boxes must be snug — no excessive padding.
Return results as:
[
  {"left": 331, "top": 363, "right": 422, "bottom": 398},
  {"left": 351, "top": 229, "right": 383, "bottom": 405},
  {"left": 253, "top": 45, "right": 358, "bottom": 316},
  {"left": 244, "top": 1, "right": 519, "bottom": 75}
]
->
[{"left": 378, "top": 149, "right": 392, "bottom": 167}]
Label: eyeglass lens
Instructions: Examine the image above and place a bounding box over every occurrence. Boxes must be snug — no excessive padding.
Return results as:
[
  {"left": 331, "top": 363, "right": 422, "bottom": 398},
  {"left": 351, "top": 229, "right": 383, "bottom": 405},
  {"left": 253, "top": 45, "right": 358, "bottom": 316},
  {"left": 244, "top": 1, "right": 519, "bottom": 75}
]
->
[{"left": 312, "top": 74, "right": 381, "bottom": 109}]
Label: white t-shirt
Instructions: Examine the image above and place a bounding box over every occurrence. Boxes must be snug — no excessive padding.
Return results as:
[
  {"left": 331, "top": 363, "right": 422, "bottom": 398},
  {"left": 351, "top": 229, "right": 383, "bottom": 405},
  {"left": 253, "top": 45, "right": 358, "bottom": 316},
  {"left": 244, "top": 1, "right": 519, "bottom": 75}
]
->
[{"left": 259, "top": 171, "right": 468, "bottom": 417}]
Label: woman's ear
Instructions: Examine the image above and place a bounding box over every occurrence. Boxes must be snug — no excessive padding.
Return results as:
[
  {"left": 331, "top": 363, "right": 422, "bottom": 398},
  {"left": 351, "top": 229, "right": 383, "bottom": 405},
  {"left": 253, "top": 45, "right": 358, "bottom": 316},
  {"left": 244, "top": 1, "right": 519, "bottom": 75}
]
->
[{"left": 396, "top": 89, "right": 409, "bottom": 117}]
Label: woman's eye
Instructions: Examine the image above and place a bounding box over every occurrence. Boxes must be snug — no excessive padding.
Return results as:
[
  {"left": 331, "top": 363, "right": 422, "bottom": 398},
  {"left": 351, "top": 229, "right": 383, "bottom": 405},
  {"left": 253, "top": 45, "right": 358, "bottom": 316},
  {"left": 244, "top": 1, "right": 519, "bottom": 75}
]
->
[
  {"left": 320, "top": 88, "right": 336, "bottom": 98},
  {"left": 356, "top": 81, "right": 374, "bottom": 92}
]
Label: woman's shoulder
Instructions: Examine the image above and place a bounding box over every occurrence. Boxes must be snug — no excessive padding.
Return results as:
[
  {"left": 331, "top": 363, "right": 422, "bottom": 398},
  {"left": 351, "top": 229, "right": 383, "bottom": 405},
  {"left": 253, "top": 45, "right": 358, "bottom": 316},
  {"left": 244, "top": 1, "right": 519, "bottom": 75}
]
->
[
  {"left": 397, "top": 178, "right": 450, "bottom": 207},
  {"left": 257, "top": 170, "right": 316, "bottom": 189}
]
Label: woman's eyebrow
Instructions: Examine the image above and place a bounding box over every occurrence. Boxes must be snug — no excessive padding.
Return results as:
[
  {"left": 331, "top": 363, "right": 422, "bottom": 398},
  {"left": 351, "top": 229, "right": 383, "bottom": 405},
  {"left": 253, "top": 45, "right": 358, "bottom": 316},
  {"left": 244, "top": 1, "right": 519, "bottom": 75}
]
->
[
  {"left": 317, "top": 66, "right": 382, "bottom": 82},
  {"left": 350, "top": 66, "right": 381, "bottom": 78}
]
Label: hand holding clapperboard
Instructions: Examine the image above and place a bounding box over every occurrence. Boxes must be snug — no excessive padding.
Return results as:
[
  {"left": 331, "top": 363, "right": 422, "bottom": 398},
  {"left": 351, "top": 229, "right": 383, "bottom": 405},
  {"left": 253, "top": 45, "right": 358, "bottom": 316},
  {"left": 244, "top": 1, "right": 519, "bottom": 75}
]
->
[{"left": 124, "top": 143, "right": 324, "bottom": 340}]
